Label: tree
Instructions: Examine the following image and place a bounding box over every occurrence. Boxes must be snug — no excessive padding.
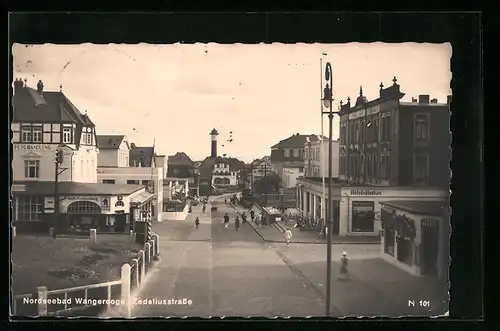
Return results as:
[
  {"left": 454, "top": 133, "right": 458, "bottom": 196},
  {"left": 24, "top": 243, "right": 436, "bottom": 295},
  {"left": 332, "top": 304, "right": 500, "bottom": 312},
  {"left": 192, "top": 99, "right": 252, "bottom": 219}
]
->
[{"left": 254, "top": 173, "right": 281, "bottom": 194}]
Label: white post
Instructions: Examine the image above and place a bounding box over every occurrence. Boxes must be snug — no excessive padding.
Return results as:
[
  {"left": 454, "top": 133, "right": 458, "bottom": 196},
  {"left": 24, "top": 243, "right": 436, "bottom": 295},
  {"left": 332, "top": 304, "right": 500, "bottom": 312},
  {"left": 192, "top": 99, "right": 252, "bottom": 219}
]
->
[
  {"left": 90, "top": 228, "right": 97, "bottom": 242},
  {"left": 153, "top": 234, "right": 160, "bottom": 256},
  {"left": 131, "top": 258, "right": 139, "bottom": 286},
  {"left": 37, "top": 286, "right": 48, "bottom": 316},
  {"left": 145, "top": 243, "right": 151, "bottom": 263},
  {"left": 120, "top": 263, "right": 131, "bottom": 318},
  {"left": 139, "top": 249, "right": 146, "bottom": 280},
  {"left": 129, "top": 230, "right": 134, "bottom": 243},
  {"left": 12, "top": 226, "right": 16, "bottom": 237},
  {"left": 149, "top": 240, "right": 155, "bottom": 257}
]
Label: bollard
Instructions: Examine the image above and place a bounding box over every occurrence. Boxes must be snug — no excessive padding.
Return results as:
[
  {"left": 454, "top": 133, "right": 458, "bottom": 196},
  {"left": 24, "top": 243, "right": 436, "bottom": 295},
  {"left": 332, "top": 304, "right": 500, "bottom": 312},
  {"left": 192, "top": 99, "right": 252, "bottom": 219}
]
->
[
  {"left": 337, "top": 251, "right": 350, "bottom": 281},
  {"left": 49, "top": 227, "right": 55, "bottom": 238},
  {"left": 36, "top": 286, "right": 48, "bottom": 316},
  {"left": 145, "top": 243, "right": 151, "bottom": 263},
  {"left": 129, "top": 230, "right": 135, "bottom": 243},
  {"left": 120, "top": 263, "right": 131, "bottom": 318},
  {"left": 149, "top": 240, "right": 155, "bottom": 257},
  {"left": 139, "top": 250, "right": 146, "bottom": 281},
  {"left": 89, "top": 229, "right": 97, "bottom": 242},
  {"left": 12, "top": 226, "right": 16, "bottom": 237},
  {"left": 153, "top": 234, "right": 160, "bottom": 259},
  {"left": 131, "top": 258, "right": 139, "bottom": 287}
]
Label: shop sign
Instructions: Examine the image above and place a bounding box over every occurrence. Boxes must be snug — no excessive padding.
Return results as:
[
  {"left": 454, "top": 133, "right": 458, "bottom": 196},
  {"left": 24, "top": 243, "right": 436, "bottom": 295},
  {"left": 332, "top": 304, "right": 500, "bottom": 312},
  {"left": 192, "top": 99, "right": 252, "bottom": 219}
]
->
[
  {"left": 115, "top": 196, "right": 125, "bottom": 209},
  {"left": 350, "top": 189, "right": 383, "bottom": 196},
  {"left": 67, "top": 196, "right": 100, "bottom": 202},
  {"left": 44, "top": 197, "right": 55, "bottom": 213},
  {"left": 14, "top": 144, "right": 52, "bottom": 151}
]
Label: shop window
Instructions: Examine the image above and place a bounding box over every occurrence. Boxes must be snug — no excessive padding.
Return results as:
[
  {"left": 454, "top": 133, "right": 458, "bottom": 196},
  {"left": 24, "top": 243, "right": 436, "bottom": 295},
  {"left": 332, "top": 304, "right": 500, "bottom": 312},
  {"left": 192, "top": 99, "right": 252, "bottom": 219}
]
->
[
  {"left": 397, "top": 237, "right": 414, "bottom": 266},
  {"left": 16, "top": 195, "right": 43, "bottom": 221},
  {"left": 351, "top": 201, "right": 375, "bottom": 232},
  {"left": 67, "top": 201, "right": 101, "bottom": 214},
  {"left": 384, "top": 224, "right": 396, "bottom": 256},
  {"left": 24, "top": 160, "right": 40, "bottom": 178}
]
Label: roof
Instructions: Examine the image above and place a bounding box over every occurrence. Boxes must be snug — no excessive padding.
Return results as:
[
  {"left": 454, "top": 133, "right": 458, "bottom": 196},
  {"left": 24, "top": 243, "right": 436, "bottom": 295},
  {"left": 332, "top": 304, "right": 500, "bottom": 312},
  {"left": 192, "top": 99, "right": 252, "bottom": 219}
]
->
[
  {"left": 251, "top": 157, "right": 271, "bottom": 167},
  {"left": 210, "top": 128, "right": 219, "bottom": 135},
  {"left": 129, "top": 146, "right": 155, "bottom": 167},
  {"left": 12, "top": 181, "right": 143, "bottom": 196},
  {"left": 96, "top": 135, "right": 127, "bottom": 150},
  {"left": 379, "top": 200, "right": 448, "bottom": 216},
  {"left": 130, "top": 191, "right": 155, "bottom": 205},
  {"left": 13, "top": 81, "right": 93, "bottom": 126},
  {"left": 271, "top": 134, "right": 317, "bottom": 149},
  {"left": 199, "top": 156, "right": 245, "bottom": 177},
  {"left": 168, "top": 152, "right": 194, "bottom": 167}
]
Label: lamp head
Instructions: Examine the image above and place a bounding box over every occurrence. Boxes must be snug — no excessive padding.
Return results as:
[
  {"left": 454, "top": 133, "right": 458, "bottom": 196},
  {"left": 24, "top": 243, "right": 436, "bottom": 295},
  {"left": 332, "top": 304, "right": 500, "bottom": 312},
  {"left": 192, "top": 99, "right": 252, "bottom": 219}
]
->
[{"left": 322, "top": 84, "right": 332, "bottom": 108}]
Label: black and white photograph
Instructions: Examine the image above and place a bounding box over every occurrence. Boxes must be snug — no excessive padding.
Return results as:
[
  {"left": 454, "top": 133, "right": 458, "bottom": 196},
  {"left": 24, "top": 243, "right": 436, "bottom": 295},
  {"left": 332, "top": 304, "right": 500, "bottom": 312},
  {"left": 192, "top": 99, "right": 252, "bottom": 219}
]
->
[{"left": 10, "top": 42, "right": 451, "bottom": 318}]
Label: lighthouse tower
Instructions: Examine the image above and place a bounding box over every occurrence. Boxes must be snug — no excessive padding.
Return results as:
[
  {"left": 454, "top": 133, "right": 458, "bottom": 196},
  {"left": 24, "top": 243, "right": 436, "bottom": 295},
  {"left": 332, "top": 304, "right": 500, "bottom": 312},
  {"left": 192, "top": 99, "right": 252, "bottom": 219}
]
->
[{"left": 210, "top": 128, "right": 219, "bottom": 158}]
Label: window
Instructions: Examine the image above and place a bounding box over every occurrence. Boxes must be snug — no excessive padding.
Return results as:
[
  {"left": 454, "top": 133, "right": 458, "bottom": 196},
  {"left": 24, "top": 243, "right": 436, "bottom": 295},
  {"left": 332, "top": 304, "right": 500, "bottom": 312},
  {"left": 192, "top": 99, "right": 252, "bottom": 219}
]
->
[
  {"left": 299, "top": 167, "right": 304, "bottom": 173},
  {"left": 24, "top": 160, "right": 40, "bottom": 178},
  {"left": 355, "top": 122, "right": 359, "bottom": 143},
  {"left": 86, "top": 133, "right": 92, "bottom": 145},
  {"left": 142, "top": 180, "right": 152, "bottom": 186},
  {"left": 127, "top": 180, "right": 139, "bottom": 184},
  {"left": 284, "top": 149, "right": 290, "bottom": 157},
  {"left": 103, "top": 179, "right": 115, "bottom": 184},
  {"left": 352, "top": 201, "right": 375, "bottom": 232},
  {"left": 360, "top": 121, "right": 365, "bottom": 142},
  {"left": 16, "top": 196, "right": 43, "bottom": 221},
  {"left": 414, "top": 153, "right": 429, "bottom": 182},
  {"left": 415, "top": 114, "right": 430, "bottom": 141},
  {"left": 316, "top": 148, "right": 320, "bottom": 161},
  {"left": 63, "top": 127, "right": 72, "bottom": 143},
  {"left": 32, "top": 125, "right": 42, "bottom": 142},
  {"left": 125, "top": 156, "right": 129, "bottom": 165},
  {"left": 21, "top": 125, "right": 32, "bottom": 142},
  {"left": 293, "top": 149, "right": 299, "bottom": 157}
]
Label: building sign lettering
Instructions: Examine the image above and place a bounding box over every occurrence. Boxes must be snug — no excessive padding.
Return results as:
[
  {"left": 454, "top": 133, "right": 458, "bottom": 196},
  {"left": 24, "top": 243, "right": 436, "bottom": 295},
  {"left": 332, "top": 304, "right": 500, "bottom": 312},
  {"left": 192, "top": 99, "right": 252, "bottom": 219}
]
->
[
  {"left": 348, "top": 109, "right": 366, "bottom": 120},
  {"left": 14, "top": 144, "right": 52, "bottom": 151},
  {"left": 67, "top": 196, "right": 100, "bottom": 202},
  {"left": 350, "top": 189, "right": 383, "bottom": 196},
  {"left": 366, "top": 105, "right": 380, "bottom": 115},
  {"left": 422, "top": 218, "right": 439, "bottom": 227}
]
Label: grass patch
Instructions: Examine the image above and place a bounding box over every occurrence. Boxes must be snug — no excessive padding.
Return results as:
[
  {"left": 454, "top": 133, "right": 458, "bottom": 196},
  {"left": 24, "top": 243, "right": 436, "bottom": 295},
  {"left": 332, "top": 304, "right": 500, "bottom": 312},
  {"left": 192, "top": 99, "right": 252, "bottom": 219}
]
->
[{"left": 11, "top": 235, "right": 141, "bottom": 295}]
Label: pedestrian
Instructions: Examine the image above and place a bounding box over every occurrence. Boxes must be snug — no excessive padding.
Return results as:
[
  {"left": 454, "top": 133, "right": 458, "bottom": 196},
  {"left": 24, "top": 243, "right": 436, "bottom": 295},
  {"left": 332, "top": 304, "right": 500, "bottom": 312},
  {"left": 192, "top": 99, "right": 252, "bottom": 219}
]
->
[
  {"left": 224, "top": 198, "right": 227, "bottom": 204},
  {"left": 261, "top": 213, "right": 267, "bottom": 227},
  {"left": 195, "top": 217, "right": 200, "bottom": 229},
  {"left": 255, "top": 214, "right": 260, "bottom": 227},
  {"left": 224, "top": 213, "right": 229, "bottom": 228},
  {"left": 241, "top": 212, "right": 247, "bottom": 225},
  {"left": 235, "top": 216, "right": 240, "bottom": 231},
  {"left": 250, "top": 209, "right": 255, "bottom": 222},
  {"left": 284, "top": 227, "right": 293, "bottom": 247},
  {"left": 202, "top": 204, "right": 206, "bottom": 214},
  {"left": 338, "top": 251, "right": 350, "bottom": 280}
]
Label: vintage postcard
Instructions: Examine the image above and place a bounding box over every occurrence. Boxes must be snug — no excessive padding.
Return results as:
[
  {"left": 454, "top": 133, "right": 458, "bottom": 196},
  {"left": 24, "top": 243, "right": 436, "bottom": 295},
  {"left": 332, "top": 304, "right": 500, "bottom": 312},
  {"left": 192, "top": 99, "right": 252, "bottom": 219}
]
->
[{"left": 11, "top": 42, "right": 451, "bottom": 318}]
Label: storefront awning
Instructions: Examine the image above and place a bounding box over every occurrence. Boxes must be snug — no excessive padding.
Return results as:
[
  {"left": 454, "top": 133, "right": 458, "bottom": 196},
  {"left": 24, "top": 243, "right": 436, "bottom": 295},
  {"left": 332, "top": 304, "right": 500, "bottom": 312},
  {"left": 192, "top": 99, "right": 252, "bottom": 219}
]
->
[{"left": 130, "top": 191, "right": 155, "bottom": 206}]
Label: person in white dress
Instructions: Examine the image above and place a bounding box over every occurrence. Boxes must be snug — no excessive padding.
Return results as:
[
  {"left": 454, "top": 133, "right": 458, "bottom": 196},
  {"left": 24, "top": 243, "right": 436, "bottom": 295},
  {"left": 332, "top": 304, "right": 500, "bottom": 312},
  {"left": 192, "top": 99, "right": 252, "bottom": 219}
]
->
[{"left": 284, "top": 228, "right": 293, "bottom": 247}]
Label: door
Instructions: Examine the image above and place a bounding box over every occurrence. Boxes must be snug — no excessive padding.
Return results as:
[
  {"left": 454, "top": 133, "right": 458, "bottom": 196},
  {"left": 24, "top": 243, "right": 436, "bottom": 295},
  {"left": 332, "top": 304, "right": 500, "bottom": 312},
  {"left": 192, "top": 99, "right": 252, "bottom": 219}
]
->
[
  {"left": 421, "top": 219, "right": 439, "bottom": 276},
  {"left": 115, "top": 212, "right": 126, "bottom": 232}
]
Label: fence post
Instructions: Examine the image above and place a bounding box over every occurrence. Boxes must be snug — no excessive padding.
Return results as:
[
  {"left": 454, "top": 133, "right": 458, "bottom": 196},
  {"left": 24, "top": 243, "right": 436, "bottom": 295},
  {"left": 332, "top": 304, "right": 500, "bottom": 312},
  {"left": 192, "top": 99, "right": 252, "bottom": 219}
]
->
[
  {"left": 153, "top": 234, "right": 160, "bottom": 257},
  {"left": 120, "top": 263, "right": 131, "bottom": 318},
  {"left": 139, "top": 250, "right": 146, "bottom": 281},
  {"left": 149, "top": 240, "right": 155, "bottom": 257},
  {"left": 37, "top": 286, "right": 48, "bottom": 316},
  {"left": 145, "top": 243, "right": 151, "bottom": 263},
  {"left": 90, "top": 229, "right": 97, "bottom": 242},
  {"left": 129, "top": 230, "right": 135, "bottom": 243},
  {"left": 131, "top": 258, "right": 139, "bottom": 286}
]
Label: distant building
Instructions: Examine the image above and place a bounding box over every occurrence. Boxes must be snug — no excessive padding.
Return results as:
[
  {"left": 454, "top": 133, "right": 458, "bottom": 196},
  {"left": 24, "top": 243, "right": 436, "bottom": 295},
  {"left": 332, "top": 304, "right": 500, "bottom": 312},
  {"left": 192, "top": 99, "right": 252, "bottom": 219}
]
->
[
  {"left": 167, "top": 152, "right": 195, "bottom": 178},
  {"left": 282, "top": 165, "right": 304, "bottom": 188},
  {"left": 212, "top": 160, "right": 239, "bottom": 188},
  {"left": 96, "top": 135, "right": 130, "bottom": 167},
  {"left": 129, "top": 143, "right": 155, "bottom": 167},
  {"left": 303, "top": 135, "right": 339, "bottom": 179},
  {"left": 270, "top": 133, "right": 315, "bottom": 178}
]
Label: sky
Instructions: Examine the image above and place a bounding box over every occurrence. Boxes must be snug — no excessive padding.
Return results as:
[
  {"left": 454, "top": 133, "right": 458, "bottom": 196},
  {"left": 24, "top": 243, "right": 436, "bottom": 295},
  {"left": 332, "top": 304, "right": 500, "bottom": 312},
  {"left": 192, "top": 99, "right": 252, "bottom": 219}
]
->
[{"left": 12, "top": 43, "right": 451, "bottom": 163}]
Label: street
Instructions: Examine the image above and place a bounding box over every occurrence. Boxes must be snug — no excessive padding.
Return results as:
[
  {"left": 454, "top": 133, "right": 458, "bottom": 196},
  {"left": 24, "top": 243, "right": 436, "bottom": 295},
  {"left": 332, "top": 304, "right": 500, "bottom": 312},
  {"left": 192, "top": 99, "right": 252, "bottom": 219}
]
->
[{"left": 107, "top": 195, "right": 447, "bottom": 318}]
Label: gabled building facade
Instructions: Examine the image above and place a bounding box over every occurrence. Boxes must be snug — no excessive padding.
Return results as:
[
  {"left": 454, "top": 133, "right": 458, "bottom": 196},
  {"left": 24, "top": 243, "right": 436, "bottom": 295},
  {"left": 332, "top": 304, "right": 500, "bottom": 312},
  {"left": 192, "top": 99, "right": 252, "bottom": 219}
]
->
[
  {"left": 270, "top": 133, "right": 314, "bottom": 178},
  {"left": 96, "top": 135, "right": 130, "bottom": 168}
]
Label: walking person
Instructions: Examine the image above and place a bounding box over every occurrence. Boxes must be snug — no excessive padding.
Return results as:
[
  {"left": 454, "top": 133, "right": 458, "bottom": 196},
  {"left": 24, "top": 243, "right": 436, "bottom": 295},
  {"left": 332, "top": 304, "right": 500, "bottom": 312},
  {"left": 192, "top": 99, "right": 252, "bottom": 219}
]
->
[
  {"left": 202, "top": 204, "right": 206, "bottom": 214},
  {"left": 224, "top": 213, "right": 230, "bottom": 228},
  {"left": 250, "top": 209, "right": 255, "bottom": 223},
  {"left": 241, "top": 212, "right": 247, "bottom": 226},
  {"left": 235, "top": 216, "right": 240, "bottom": 232},
  {"left": 255, "top": 213, "right": 261, "bottom": 228},
  {"left": 284, "top": 227, "right": 293, "bottom": 247},
  {"left": 195, "top": 217, "right": 200, "bottom": 230}
]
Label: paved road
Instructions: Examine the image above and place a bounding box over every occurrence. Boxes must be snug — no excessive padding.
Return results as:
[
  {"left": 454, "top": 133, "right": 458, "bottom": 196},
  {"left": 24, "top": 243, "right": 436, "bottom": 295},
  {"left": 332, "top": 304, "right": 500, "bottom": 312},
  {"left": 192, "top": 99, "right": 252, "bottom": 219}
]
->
[
  {"left": 105, "top": 195, "right": 447, "bottom": 318},
  {"left": 124, "top": 197, "right": 325, "bottom": 317}
]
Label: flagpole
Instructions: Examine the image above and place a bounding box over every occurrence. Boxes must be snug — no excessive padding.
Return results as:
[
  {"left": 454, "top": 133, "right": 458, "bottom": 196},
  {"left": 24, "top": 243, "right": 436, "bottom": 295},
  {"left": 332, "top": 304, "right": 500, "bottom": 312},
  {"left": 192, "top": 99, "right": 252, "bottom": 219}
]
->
[{"left": 320, "top": 58, "right": 326, "bottom": 223}]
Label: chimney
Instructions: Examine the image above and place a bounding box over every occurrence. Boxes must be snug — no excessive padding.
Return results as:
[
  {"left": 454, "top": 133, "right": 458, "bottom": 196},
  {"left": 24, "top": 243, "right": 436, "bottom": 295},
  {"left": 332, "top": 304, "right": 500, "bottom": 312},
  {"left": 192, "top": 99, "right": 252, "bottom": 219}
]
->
[
  {"left": 430, "top": 98, "right": 438, "bottom": 103},
  {"left": 418, "top": 95, "right": 430, "bottom": 103},
  {"left": 411, "top": 97, "right": 417, "bottom": 103},
  {"left": 130, "top": 142, "right": 136, "bottom": 148},
  {"left": 447, "top": 95, "right": 452, "bottom": 105},
  {"left": 36, "top": 80, "right": 44, "bottom": 95},
  {"left": 296, "top": 133, "right": 299, "bottom": 136}
]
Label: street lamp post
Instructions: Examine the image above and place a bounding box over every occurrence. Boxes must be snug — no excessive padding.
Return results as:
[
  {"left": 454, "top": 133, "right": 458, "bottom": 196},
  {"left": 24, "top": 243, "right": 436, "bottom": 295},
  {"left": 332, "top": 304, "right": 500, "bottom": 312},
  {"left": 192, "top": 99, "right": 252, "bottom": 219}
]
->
[
  {"left": 53, "top": 146, "right": 65, "bottom": 238},
  {"left": 321, "top": 62, "right": 338, "bottom": 317}
]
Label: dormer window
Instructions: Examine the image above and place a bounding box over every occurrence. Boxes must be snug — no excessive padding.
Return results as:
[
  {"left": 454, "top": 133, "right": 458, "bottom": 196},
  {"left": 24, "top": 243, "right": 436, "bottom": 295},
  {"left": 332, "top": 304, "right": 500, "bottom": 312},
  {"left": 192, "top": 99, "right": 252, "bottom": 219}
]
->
[{"left": 63, "top": 126, "right": 72, "bottom": 144}]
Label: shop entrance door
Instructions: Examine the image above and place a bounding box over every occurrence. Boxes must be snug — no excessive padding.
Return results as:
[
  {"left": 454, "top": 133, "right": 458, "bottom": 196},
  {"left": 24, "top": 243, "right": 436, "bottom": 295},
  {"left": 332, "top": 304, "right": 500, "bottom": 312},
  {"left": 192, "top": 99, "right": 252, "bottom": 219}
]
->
[
  {"left": 421, "top": 218, "right": 439, "bottom": 276},
  {"left": 115, "top": 212, "right": 126, "bottom": 232}
]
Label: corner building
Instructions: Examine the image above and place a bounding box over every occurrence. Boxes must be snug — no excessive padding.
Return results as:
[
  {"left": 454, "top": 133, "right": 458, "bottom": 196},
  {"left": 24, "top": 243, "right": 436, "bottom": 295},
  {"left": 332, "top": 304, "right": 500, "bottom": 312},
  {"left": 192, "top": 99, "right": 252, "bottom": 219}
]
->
[{"left": 11, "top": 79, "right": 151, "bottom": 234}]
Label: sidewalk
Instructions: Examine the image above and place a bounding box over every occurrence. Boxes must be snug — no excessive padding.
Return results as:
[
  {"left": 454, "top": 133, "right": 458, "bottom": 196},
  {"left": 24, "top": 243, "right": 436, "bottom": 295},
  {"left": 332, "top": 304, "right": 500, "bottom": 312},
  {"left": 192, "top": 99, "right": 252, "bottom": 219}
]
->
[{"left": 240, "top": 204, "right": 380, "bottom": 245}]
